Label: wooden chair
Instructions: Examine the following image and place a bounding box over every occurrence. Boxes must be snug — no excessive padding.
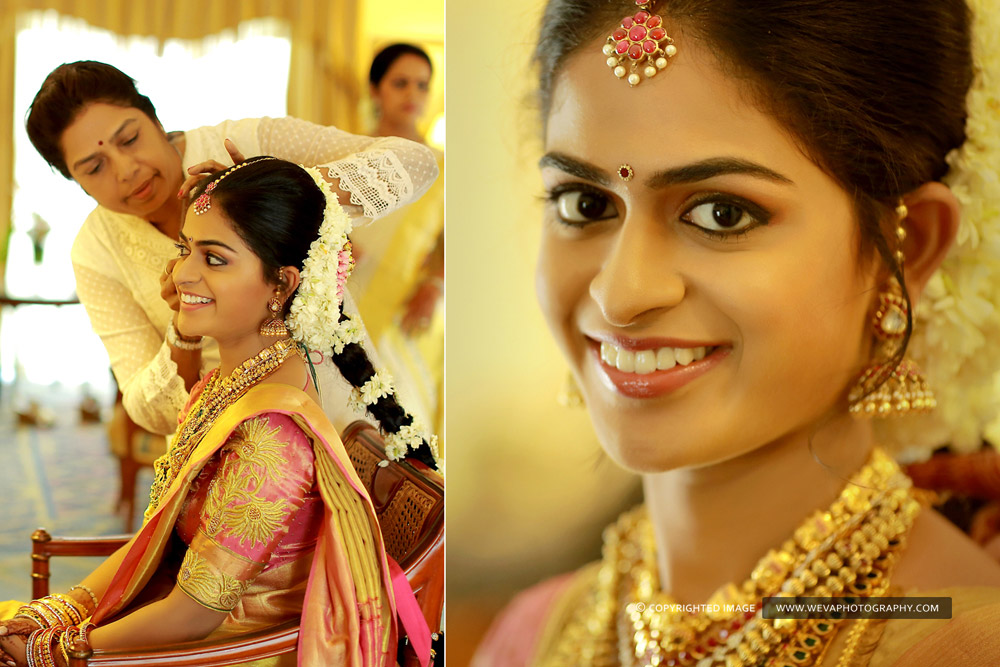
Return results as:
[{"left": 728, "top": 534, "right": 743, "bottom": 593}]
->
[
  {"left": 29, "top": 420, "right": 444, "bottom": 666},
  {"left": 107, "top": 391, "right": 167, "bottom": 531}
]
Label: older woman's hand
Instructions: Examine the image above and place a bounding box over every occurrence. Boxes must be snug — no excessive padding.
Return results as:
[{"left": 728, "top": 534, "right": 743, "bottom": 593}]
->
[
  {"left": 160, "top": 258, "right": 181, "bottom": 312},
  {"left": 177, "top": 138, "right": 248, "bottom": 201}
]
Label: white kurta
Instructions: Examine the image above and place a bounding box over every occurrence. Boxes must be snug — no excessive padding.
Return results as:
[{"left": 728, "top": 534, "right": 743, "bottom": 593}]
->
[{"left": 70, "top": 116, "right": 439, "bottom": 435}]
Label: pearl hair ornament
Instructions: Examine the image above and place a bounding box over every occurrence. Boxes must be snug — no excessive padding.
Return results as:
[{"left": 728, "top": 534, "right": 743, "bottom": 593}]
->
[{"left": 603, "top": 0, "right": 677, "bottom": 87}]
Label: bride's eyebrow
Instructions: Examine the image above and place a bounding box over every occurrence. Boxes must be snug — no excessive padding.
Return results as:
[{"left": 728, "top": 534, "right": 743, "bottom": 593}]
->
[
  {"left": 178, "top": 230, "right": 237, "bottom": 253},
  {"left": 538, "top": 152, "right": 795, "bottom": 189},
  {"left": 538, "top": 152, "right": 611, "bottom": 185},
  {"left": 645, "top": 157, "right": 795, "bottom": 188}
]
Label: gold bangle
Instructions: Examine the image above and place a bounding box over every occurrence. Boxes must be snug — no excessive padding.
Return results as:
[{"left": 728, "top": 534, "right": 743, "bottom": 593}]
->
[
  {"left": 50, "top": 594, "right": 85, "bottom": 624},
  {"left": 78, "top": 621, "right": 95, "bottom": 646},
  {"left": 34, "top": 599, "right": 70, "bottom": 626},
  {"left": 26, "top": 627, "right": 43, "bottom": 667},
  {"left": 19, "top": 602, "right": 56, "bottom": 627},
  {"left": 15, "top": 607, "right": 48, "bottom": 628},
  {"left": 59, "top": 626, "right": 81, "bottom": 666},
  {"left": 30, "top": 626, "right": 60, "bottom": 667},
  {"left": 68, "top": 585, "right": 99, "bottom": 611}
]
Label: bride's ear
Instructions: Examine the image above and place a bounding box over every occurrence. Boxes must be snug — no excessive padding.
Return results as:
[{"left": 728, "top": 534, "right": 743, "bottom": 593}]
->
[
  {"left": 898, "top": 182, "right": 960, "bottom": 305},
  {"left": 278, "top": 266, "right": 301, "bottom": 299}
]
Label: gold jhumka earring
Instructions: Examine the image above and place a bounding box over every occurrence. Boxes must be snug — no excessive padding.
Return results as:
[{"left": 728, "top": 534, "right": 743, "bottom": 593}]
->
[
  {"left": 259, "top": 289, "right": 289, "bottom": 337},
  {"left": 848, "top": 203, "right": 936, "bottom": 418},
  {"left": 557, "top": 371, "right": 585, "bottom": 408}
]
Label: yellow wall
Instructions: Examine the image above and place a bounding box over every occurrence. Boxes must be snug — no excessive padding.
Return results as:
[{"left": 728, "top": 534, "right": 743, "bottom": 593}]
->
[{"left": 445, "top": 0, "right": 640, "bottom": 659}]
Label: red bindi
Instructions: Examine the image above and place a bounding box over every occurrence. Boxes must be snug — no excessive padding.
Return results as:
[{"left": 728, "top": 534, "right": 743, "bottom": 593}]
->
[{"left": 98, "top": 140, "right": 103, "bottom": 146}]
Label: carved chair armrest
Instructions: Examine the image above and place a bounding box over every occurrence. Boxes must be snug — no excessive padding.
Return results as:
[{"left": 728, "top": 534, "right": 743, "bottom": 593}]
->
[{"left": 31, "top": 529, "right": 132, "bottom": 599}]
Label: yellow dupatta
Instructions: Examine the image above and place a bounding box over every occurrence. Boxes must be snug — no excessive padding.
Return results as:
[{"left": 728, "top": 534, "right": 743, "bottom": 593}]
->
[{"left": 93, "top": 383, "right": 397, "bottom": 667}]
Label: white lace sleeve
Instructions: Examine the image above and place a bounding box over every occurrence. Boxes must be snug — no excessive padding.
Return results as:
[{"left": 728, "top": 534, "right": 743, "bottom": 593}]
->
[
  {"left": 74, "top": 263, "right": 188, "bottom": 435},
  {"left": 256, "top": 116, "right": 439, "bottom": 219}
]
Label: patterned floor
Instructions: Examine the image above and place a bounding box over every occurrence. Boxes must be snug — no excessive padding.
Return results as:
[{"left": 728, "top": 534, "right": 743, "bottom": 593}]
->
[{"left": 0, "top": 401, "right": 152, "bottom": 602}]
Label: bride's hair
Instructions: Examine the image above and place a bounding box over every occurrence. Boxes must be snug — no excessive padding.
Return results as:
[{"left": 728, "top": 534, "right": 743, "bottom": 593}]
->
[
  {"left": 26, "top": 61, "right": 159, "bottom": 179},
  {"left": 535, "top": 0, "right": 973, "bottom": 367},
  {"left": 189, "top": 157, "right": 437, "bottom": 468}
]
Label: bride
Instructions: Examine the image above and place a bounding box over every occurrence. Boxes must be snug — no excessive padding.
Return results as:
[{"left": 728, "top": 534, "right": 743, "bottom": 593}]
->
[
  {"left": 477, "top": 0, "right": 1000, "bottom": 664},
  {"left": 0, "top": 157, "right": 439, "bottom": 666}
]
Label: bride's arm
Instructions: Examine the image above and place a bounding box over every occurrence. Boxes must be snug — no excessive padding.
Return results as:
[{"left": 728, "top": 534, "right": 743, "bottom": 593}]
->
[
  {"left": 0, "top": 542, "right": 131, "bottom": 666},
  {"left": 89, "top": 412, "right": 317, "bottom": 652},
  {"left": 87, "top": 586, "right": 227, "bottom": 650}
]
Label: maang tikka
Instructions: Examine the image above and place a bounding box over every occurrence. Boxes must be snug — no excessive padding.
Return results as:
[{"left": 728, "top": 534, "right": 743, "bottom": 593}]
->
[
  {"left": 848, "top": 203, "right": 936, "bottom": 418},
  {"left": 603, "top": 0, "right": 677, "bottom": 87},
  {"left": 193, "top": 156, "right": 278, "bottom": 215}
]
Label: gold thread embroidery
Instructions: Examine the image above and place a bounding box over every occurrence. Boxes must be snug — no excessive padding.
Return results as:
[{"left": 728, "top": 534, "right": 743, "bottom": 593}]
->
[
  {"left": 211, "top": 490, "right": 290, "bottom": 548},
  {"left": 202, "top": 417, "right": 294, "bottom": 549},
  {"left": 223, "top": 417, "right": 289, "bottom": 485},
  {"left": 177, "top": 549, "right": 250, "bottom": 612}
]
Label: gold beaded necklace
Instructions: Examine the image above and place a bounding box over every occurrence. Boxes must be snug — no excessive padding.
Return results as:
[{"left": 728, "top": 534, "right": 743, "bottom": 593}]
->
[
  {"left": 145, "top": 338, "right": 299, "bottom": 519},
  {"left": 539, "top": 449, "right": 924, "bottom": 667}
]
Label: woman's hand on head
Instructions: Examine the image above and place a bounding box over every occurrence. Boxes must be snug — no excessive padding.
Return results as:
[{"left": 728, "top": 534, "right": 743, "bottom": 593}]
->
[{"left": 176, "top": 138, "right": 248, "bottom": 201}]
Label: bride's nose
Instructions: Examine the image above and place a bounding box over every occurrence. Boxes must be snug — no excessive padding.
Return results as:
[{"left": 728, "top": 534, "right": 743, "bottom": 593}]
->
[{"left": 589, "top": 215, "right": 686, "bottom": 327}]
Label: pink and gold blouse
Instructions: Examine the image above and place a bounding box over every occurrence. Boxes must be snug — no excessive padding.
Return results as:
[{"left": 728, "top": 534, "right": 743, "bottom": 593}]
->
[{"left": 173, "top": 402, "right": 325, "bottom": 635}]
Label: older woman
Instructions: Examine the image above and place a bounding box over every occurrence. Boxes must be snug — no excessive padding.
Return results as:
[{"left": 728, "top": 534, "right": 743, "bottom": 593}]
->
[
  {"left": 476, "top": 0, "right": 1000, "bottom": 665},
  {"left": 24, "top": 61, "right": 438, "bottom": 435}
]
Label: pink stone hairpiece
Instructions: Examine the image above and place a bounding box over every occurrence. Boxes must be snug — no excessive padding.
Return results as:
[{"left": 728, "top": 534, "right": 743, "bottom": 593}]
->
[
  {"left": 603, "top": 0, "right": 677, "bottom": 87},
  {"left": 193, "top": 156, "right": 277, "bottom": 215}
]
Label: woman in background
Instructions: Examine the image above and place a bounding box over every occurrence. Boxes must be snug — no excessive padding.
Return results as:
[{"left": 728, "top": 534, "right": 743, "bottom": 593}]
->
[
  {"left": 476, "top": 0, "right": 1000, "bottom": 664},
  {"left": 24, "top": 60, "right": 438, "bottom": 436},
  {"left": 349, "top": 43, "right": 444, "bottom": 433}
]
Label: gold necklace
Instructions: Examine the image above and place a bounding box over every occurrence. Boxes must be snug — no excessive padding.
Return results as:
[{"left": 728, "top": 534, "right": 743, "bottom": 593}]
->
[
  {"left": 540, "top": 449, "right": 923, "bottom": 667},
  {"left": 145, "top": 338, "right": 299, "bottom": 519}
]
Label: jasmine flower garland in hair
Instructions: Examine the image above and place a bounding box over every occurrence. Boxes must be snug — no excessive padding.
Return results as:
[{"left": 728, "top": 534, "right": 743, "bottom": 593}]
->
[
  {"left": 359, "top": 369, "right": 395, "bottom": 405},
  {"left": 287, "top": 164, "right": 442, "bottom": 469},
  {"left": 885, "top": 0, "right": 1000, "bottom": 460},
  {"left": 332, "top": 312, "right": 365, "bottom": 354},
  {"left": 350, "top": 368, "right": 442, "bottom": 466},
  {"left": 386, "top": 422, "right": 441, "bottom": 463},
  {"left": 286, "top": 166, "right": 359, "bottom": 351}
]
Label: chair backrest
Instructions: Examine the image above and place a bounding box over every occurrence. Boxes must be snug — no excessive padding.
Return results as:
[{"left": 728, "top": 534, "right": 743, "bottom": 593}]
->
[{"left": 341, "top": 420, "right": 444, "bottom": 569}]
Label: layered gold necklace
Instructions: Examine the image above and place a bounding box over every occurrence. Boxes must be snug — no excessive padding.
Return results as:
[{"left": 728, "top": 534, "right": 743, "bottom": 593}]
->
[
  {"left": 540, "top": 449, "right": 923, "bottom": 667},
  {"left": 145, "top": 338, "right": 299, "bottom": 519}
]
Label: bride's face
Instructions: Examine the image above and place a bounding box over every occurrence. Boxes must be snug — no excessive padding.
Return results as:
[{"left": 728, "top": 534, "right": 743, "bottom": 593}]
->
[
  {"left": 173, "top": 205, "right": 275, "bottom": 345},
  {"left": 537, "top": 35, "right": 880, "bottom": 473}
]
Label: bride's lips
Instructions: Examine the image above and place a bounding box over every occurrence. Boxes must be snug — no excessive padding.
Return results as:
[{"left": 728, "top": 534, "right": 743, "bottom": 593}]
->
[
  {"left": 178, "top": 291, "right": 215, "bottom": 311},
  {"left": 588, "top": 336, "right": 730, "bottom": 398}
]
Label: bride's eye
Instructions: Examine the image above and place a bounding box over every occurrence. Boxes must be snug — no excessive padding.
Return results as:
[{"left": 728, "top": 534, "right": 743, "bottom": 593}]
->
[
  {"left": 548, "top": 186, "right": 618, "bottom": 226},
  {"left": 680, "top": 196, "right": 770, "bottom": 237}
]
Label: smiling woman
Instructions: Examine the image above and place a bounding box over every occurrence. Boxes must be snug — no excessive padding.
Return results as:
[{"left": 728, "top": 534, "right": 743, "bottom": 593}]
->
[
  {"left": 0, "top": 156, "right": 439, "bottom": 667},
  {"left": 473, "top": 0, "right": 1000, "bottom": 665}
]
